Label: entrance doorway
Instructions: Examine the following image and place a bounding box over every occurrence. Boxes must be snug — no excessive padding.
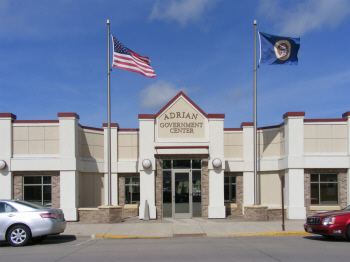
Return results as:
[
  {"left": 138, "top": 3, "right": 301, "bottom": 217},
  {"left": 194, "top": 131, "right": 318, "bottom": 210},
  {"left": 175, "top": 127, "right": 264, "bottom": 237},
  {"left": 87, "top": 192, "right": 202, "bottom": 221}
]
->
[{"left": 162, "top": 159, "right": 202, "bottom": 218}]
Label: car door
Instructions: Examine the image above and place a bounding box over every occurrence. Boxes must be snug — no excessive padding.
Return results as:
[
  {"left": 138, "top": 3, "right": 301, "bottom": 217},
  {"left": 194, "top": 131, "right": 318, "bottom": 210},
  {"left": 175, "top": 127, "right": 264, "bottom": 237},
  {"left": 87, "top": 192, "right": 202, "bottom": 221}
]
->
[{"left": 0, "top": 202, "right": 18, "bottom": 240}]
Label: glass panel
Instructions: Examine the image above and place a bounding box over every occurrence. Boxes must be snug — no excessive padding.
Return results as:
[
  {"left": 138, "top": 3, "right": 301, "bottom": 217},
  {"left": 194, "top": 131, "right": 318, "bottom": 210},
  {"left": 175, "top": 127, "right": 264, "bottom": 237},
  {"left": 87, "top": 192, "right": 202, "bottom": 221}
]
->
[
  {"left": 43, "top": 185, "right": 52, "bottom": 206},
  {"left": 231, "top": 184, "right": 236, "bottom": 203},
  {"left": 192, "top": 171, "right": 201, "bottom": 217},
  {"left": 231, "top": 177, "right": 236, "bottom": 184},
  {"left": 173, "top": 160, "right": 191, "bottom": 169},
  {"left": 320, "top": 183, "right": 338, "bottom": 205},
  {"left": 125, "top": 185, "right": 132, "bottom": 204},
  {"left": 24, "top": 176, "right": 41, "bottom": 185},
  {"left": 131, "top": 177, "right": 140, "bottom": 184},
  {"left": 320, "top": 174, "right": 337, "bottom": 183},
  {"left": 24, "top": 185, "right": 42, "bottom": 206},
  {"left": 132, "top": 185, "right": 140, "bottom": 204},
  {"left": 192, "top": 159, "right": 201, "bottom": 169},
  {"left": 310, "top": 174, "right": 319, "bottom": 182},
  {"left": 125, "top": 178, "right": 130, "bottom": 185},
  {"left": 175, "top": 173, "right": 189, "bottom": 214},
  {"left": 162, "top": 171, "right": 172, "bottom": 217},
  {"left": 310, "top": 184, "right": 319, "bottom": 205},
  {"left": 162, "top": 160, "right": 172, "bottom": 169},
  {"left": 224, "top": 184, "right": 229, "bottom": 201},
  {"left": 43, "top": 176, "right": 52, "bottom": 184},
  {"left": 224, "top": 177, "right": 229, "bottom": 183}
]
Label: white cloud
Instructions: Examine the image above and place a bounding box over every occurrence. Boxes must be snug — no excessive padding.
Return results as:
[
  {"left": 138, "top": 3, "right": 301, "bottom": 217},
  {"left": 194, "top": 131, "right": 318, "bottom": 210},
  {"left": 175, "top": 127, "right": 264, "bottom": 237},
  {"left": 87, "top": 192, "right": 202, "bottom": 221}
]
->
[
  {"left": 139, "top": 80, "right": 189, "bottom": 109},
  {"left": 259, "top": 0, "right": 350, "bottom": 36},
  {"left": 149, "top": 0, "right": 217, "bottom": 26}
]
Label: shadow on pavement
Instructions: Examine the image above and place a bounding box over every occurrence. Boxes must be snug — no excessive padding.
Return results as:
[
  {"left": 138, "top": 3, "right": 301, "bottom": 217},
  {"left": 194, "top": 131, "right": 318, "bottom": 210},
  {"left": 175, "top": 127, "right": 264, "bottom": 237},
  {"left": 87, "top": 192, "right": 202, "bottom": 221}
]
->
[{"left": 303, "top": 235, "right": 349, "bottom": 243}]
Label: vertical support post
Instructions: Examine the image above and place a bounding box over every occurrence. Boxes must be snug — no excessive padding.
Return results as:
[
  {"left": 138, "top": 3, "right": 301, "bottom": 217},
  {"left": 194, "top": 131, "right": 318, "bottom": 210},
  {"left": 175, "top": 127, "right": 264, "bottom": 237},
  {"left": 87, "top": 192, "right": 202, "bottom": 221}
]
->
[
  {"left": 281, "top": 175, "right": 285, "bottom": 231},
  {"left": 253, "top": 20, "right": 258, "bottom": 205},
  {"left": 107, "top": 19, "right": 112, "bottom": 206}
]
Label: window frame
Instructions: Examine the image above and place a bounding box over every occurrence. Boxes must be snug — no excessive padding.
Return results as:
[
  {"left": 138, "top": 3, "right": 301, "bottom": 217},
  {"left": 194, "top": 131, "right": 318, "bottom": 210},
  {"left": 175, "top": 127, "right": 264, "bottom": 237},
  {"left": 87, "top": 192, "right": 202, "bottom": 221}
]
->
[
  {"left": 23, "top": 175, "right": 52, "bottom": 207},
  {"left": 224, "top": 175, "right": 237, "bottom": 204},
  {"left": 124, "top": 176, "right": 140, "bottom": 205},
  {"left": 310, "top": 173, "right": 339, "bottom": 206}
]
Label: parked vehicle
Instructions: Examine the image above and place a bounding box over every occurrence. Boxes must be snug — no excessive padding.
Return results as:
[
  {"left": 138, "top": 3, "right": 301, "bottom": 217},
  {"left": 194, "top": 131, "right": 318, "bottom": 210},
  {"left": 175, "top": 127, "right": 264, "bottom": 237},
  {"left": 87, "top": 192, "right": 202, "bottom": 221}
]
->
[
  {"left": 0, "top": 200, "right": 66, "bottom": 247},
  {"left": 304, "top": 205, "right": 350, "bottom": 239}
]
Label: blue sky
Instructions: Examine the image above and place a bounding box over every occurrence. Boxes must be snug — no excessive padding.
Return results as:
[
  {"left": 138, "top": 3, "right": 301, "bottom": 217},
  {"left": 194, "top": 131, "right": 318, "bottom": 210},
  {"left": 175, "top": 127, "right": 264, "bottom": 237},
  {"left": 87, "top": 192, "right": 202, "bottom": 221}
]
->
[{"left": 1, "top": 0, "right": 350, "bottom": 129}]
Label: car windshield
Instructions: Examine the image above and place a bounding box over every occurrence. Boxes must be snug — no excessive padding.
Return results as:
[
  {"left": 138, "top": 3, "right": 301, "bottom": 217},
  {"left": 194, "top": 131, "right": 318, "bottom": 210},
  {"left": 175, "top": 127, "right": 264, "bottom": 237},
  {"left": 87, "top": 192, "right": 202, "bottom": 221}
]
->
[
  {"left": 15, "top": 200, "right": 47, "bottom": 209},
  {"left": 343, "top": 206, "right": 350, "bottom": 210}
]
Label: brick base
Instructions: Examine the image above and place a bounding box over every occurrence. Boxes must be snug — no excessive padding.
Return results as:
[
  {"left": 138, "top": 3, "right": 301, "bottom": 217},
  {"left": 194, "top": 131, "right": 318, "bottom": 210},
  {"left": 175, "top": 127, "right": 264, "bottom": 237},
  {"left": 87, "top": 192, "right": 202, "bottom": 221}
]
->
[
  {"left": 78, "top": 206, "right": 123, "bottom": 223},
  {"left": 244, "top": 205, "right": 268, "bottom": 221}
]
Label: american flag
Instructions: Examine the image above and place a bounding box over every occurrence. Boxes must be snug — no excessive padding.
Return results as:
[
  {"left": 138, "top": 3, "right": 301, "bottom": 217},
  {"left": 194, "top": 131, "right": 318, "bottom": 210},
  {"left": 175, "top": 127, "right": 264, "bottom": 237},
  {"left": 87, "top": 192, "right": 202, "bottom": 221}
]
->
[{"left": 111, "top": 35, "right": 156, "bottom": 78}]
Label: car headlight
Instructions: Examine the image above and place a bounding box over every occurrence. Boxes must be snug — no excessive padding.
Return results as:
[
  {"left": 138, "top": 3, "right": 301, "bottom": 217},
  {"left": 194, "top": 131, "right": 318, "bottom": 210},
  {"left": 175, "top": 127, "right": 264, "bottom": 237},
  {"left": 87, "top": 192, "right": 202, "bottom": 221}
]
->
[{"left": 322, "top": 216, "right": 336, "bottom": 225}]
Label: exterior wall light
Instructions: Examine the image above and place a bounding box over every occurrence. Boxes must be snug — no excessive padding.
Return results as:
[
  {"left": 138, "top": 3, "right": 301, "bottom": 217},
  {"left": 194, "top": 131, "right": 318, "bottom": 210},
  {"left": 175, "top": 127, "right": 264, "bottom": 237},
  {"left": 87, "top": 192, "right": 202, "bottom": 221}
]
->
[
  {"left": 212, "top": 158, "right": 222, "bottom": 168},
  {"left": 142, "top": 159, "right": 152, "bottom": 169},
  {"left": 0, "top": 160, "right": 6, "bottom": 170}
]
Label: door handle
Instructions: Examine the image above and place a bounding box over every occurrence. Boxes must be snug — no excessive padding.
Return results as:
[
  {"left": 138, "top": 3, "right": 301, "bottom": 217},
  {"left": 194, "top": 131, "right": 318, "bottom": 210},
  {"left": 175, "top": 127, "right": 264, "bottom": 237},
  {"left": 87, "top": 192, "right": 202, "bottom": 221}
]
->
[{"left": 8, "top": 214, "right": 15, "bottom": 217}]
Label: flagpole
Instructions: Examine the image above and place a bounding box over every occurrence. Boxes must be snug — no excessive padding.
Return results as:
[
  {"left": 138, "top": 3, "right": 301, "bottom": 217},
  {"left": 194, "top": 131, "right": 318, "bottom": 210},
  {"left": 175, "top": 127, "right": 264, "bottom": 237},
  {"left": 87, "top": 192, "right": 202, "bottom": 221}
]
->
[
  {"left": 253, "top": 20, "right": 258, "bottom": 205},
  {"left": 107, "top": 19, "right": 112, "bottom": 206}
]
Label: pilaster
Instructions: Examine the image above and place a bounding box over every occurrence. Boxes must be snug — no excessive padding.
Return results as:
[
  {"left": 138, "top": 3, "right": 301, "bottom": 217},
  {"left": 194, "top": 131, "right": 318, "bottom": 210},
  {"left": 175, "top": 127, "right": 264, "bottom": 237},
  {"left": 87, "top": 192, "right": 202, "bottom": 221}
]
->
[
  {"left": 283, "top": 112, "right": 306, "bottom": 219},
  {"left": 138, "top": 114, "right": 156, "bottom": 219},
  {"left": 0, "top": 113, "right": 16, "bottom": 199}
]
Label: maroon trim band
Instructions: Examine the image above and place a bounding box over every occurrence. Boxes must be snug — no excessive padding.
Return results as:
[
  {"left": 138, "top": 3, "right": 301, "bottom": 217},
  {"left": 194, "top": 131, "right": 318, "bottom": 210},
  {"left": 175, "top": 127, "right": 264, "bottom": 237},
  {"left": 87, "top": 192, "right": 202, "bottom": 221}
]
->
[
  {"left": 342, "top": 111, "right": 350, "bottom": 118},
  {"left": 102, "top": 123, "right": 119, "bottom": 128},
  {"left": 0, "top": 113, "right": 17, "bottom": 119},
  {"left": 208, "top": 114, "right": 225, "bottom": 118},
  {"left": 80, "top": 125, "right": 104, "bottom": 131},
  {"left": 224, "top": 128, "right": 243, "bottom": 131},
  {"left": 241, "top": 122, "right": 254, "bottom": 127},
  {"left": 13, "top": 120, "right": 59, "bottom": 124},
  {"left": 119, "top": 128, "right": 139, "bottom": 132},
  {"left": 304, "top": 118, "right": 347, "bottom": 123},
  {"left": 283, "top": 112, "right": 305, "bottom": 119},
  {"left": 138, "top": 114, "right": 156, "bottom": 119},
  {"left": 155, "top": 146, "right": 209, "bottom": 149},
  {"left": 57, "top": 113, "right": 80, "bottom": 119}
]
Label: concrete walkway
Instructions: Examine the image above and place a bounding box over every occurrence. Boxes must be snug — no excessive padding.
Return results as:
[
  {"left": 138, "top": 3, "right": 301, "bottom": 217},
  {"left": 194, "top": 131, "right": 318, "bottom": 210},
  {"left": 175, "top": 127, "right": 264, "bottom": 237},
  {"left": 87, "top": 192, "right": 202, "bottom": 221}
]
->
[{"left": 62, "top": 217, "right": 308, "bottom": 239}]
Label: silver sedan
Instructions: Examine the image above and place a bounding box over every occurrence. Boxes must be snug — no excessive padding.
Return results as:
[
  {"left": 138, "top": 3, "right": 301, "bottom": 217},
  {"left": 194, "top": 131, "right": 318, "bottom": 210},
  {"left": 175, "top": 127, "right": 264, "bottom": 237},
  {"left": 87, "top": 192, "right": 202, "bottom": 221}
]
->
[{"left": 0, "top": 200, "right": 66, "bottom": 247}]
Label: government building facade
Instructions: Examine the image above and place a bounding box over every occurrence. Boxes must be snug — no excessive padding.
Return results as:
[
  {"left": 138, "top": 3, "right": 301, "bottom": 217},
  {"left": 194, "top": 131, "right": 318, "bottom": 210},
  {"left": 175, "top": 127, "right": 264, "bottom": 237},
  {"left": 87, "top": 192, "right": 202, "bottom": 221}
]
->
[{"left": 0, "top": 92, "right": 349, "bottom": 222}]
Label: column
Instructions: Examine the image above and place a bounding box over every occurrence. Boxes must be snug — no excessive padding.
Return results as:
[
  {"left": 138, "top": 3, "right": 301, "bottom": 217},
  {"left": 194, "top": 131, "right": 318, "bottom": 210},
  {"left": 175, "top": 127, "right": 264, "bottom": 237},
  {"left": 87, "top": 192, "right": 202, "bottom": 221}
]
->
[
  {"left": 283, "top": 112, "right": 306, "bottom": 219},
  {"left": 0, "top": 113, "right": 16, "bottom": 199},
  {"left": 103, "top": 123, "right": 119, "bottom": 206},
  {"left": 138, "top": 114, "right": 156, "bottom": 219},
  {"left": 342, "top": 112, "right": 350, "bottom": 205},
  {"left": 208, "top": 114, "right": 225, "bottom": 218},
  {"left": 242, "top": 122, "right": 254, "bottom": 212},
  {"left": 58, "top": 113, "right": 79, "bottom": 221}
]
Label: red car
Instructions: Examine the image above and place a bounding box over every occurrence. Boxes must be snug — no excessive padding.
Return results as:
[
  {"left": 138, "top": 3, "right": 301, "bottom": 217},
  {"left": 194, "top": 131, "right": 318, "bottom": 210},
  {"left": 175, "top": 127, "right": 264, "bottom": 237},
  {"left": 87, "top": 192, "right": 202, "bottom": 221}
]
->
[{"left": 304, "top": 206, "right": 350, "bottom": 239}]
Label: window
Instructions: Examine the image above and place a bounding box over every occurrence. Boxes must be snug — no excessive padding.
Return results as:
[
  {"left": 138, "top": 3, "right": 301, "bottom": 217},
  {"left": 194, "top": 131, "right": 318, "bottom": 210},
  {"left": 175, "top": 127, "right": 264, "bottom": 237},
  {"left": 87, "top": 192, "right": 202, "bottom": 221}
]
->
[
  {"left": 310, "top": 174, "right": 338, "bottom": 205},
  {"left": 23, "top": 176, "right": 52, "bottom": 207},
  {"left": 0, "top": 202, "right": 17, "bottom": 213},
  {"left": 224, "top": 176, "right": 236, "bottom": 203},
  {"left": 125, "top": 177, "right": 140, "bottom": 205}
]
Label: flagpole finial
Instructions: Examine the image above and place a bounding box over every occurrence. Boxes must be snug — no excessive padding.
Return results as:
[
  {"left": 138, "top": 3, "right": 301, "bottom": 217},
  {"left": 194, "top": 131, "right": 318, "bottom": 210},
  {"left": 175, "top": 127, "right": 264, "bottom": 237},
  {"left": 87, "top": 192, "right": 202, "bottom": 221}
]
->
[
  {"left": 254, "top": 20, "right": 257, "bottom": 25},
  {"left": 107, "top": 19, "right": 110, "bottom": 24}
]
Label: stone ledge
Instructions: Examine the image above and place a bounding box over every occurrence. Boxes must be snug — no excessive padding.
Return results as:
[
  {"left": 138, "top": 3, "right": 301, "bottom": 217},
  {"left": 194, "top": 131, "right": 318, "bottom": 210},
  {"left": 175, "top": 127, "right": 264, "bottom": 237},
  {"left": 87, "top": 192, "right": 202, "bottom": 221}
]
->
[
  {"left": 78, "top": 205, "right": 123, "bottom": 223},
  {"left": 123, "top": 204, "right": 139, "bottom": 209},
  {"left": 310, "top": 206, "right": 340, "bottom": 211}
]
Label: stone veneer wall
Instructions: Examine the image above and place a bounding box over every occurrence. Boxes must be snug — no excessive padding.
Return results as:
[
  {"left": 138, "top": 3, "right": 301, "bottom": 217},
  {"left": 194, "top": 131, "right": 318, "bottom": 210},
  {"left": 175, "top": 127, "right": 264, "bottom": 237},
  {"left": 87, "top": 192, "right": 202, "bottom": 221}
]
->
[
  {"left": 155, "top": 155, "right": 209, "bottom": 219},
  {"left": 118, "top": 173, "right": 140, "bottom": 218},
  {"left": 304, "top": 169, "right": 347, "bottom": 216},
  {"left": 224, "top": 172, "right": 243, "bottom": 216},
  {"left": 13, "top": 171, "right": 60, "bottom": 208}
]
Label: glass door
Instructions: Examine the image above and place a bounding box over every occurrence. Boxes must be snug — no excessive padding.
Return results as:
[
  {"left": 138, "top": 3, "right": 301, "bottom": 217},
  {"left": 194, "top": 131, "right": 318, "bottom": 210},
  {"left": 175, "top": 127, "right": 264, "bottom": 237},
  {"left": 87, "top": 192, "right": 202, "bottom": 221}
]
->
[{"left": 173, "top": 171, "right": 191, "bottom": 218}]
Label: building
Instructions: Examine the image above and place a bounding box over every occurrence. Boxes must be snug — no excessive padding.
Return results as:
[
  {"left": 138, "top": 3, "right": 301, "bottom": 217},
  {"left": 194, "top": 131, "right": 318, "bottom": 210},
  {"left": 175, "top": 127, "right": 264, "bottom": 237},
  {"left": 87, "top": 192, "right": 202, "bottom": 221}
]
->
[{"left": 0, "top": 92, "right": 349, "bottom": 222}]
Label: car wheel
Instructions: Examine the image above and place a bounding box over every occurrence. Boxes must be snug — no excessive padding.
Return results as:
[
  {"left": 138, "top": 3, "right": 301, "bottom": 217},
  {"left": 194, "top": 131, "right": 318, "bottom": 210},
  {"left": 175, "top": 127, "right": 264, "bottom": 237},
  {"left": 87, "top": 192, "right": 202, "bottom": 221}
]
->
[
  {"left": 6, "top": 225, "right": 31, "bottom": 247},
  {"left": 32, "top": 235, "right": 47, "bottom": 243},
  {"left": 346, "top": 225, "right": 350, "bottom": 241}
]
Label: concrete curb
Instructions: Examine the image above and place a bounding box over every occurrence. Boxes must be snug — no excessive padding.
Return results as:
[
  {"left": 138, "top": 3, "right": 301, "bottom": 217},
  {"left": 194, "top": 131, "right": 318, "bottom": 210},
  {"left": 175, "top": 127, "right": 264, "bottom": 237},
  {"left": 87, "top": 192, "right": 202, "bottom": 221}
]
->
[{"left": 92, "top": 231, "right": 309, "bottom": 239}]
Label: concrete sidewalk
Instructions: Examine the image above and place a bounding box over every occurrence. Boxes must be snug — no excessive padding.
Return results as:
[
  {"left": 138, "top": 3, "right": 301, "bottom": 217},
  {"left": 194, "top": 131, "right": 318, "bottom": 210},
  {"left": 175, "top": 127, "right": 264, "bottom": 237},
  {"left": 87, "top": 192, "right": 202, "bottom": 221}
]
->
[{"left": 62, "top": 217, "right": 308, "bottom": 239}]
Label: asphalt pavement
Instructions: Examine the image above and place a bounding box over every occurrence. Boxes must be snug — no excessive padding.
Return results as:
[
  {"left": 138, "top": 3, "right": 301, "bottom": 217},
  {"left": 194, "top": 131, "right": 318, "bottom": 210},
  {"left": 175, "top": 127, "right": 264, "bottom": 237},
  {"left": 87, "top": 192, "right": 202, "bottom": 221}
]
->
[{"left": 62, "top": 216, "right": 308, "bottom": 239}]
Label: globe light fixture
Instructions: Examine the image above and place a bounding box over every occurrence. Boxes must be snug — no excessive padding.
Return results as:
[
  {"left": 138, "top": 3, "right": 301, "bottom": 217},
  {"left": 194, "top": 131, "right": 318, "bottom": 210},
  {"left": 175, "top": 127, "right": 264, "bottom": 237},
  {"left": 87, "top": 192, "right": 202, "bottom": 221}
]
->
[
  {"left": 0, "top": 160, "right": 6, "bottom": 170},
  {"left": 212, "top": 158, "right": 222, "bottom": 168},
  {"left": 142, "top": 159, "right": 152, "bottom": 169}
]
